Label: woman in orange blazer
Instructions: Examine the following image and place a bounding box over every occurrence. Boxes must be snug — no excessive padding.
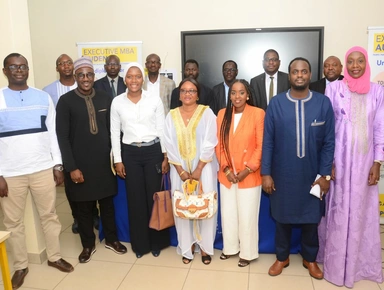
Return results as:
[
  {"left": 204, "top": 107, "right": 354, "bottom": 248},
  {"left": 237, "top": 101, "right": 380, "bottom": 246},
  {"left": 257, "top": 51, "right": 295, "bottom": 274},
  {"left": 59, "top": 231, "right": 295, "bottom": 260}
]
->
[{"left": 216, "top": 79, "right": 265, "bottom": 267}]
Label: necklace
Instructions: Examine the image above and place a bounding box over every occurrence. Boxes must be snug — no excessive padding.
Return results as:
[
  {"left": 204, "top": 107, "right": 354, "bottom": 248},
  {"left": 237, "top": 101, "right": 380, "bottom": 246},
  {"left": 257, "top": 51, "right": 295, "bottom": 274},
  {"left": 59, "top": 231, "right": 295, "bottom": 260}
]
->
[{"left": 181, "top": 105, "right": 198, "bottom": 124}]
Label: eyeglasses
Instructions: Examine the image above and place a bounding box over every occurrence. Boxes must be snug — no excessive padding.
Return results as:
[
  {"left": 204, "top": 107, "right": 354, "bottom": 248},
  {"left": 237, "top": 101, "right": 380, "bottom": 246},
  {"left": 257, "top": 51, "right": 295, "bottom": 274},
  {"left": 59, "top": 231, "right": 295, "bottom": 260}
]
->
[
  {"left": 264, "top": 58, "right": 279, "bottom": 63},
  {"left": 223, "top": 68, "right": 237, "bottom": 73},
  {"left": 180, "top": 89, "right": 197, "bottom": 95},
  {"left": 6, "top": 64, "right": 29, "bottom": 71},
  {"left": 76, "top": 72, "right": 95, "bottom": 79},
  {"left": 105, "top": 63, "right": 120, "bottom": 67},
  {"left": 57, "top": 60, "right": 73, "bottom": 67}
]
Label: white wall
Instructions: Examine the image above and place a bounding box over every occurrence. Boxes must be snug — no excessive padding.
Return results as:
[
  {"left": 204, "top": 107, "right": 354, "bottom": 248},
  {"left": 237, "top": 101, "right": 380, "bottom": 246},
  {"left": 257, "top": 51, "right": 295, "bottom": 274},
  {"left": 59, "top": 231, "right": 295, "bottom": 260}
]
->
[
  {"left": 0, "top": 0, "right": 35, "bottom": 87},
  {"left": 24, "top": 0, "right": 383, "bottom": 89}
]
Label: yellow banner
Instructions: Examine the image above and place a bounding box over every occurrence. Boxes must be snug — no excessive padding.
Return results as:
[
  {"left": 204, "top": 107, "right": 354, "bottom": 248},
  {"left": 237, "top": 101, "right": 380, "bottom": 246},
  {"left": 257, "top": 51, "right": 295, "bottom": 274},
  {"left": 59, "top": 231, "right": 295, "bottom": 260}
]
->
[
  {"left": 81, "top": 46, "right": 138, "bottom": 64},
  {"left": 373, "top": 33, "right": 384, "bottom": 54}
]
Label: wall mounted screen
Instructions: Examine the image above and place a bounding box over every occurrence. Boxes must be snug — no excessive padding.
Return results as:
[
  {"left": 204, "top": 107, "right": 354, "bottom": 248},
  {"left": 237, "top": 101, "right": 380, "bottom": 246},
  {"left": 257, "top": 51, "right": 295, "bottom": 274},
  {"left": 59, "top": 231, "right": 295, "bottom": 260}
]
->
[{"left": 181, "top": 27, "right": 324, "bottom": 89}]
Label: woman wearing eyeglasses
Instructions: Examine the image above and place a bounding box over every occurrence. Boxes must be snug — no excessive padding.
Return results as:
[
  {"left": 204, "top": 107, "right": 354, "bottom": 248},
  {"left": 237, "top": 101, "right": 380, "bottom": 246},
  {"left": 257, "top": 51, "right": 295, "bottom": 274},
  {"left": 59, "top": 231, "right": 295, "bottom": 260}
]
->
[
  {"left": 110, "top": 62, "right": 170, "bottom": 259},
  {"left": 163, "top": 77, "right": 218, "bottom": 265}
]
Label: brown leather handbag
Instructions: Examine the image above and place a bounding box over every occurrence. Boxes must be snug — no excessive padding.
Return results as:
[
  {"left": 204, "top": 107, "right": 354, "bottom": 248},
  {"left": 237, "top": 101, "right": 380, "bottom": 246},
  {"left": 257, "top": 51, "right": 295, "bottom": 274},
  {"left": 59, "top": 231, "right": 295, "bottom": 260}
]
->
[{"left": 149, "top": 174, "right": 174, "bottom": 231}]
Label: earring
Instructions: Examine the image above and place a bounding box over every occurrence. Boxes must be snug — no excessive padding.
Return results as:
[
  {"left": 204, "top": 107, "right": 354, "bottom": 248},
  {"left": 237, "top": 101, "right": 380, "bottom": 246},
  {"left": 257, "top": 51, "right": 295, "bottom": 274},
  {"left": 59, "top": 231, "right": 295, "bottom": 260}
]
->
[
  {"left": 197, "top": 97, "right": 199, "bottom": 101},
  {"left": 247, "top": 97, "right": 249, "bottom": 100}
]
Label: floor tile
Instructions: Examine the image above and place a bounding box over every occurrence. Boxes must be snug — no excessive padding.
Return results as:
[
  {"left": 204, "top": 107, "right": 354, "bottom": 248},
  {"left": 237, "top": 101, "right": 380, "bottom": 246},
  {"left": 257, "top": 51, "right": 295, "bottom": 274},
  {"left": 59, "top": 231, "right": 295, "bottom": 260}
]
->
[
  {"left": 55, "top": 260, "right": 131, "bottom": 290},
  {"left": 118, "top": 265, "right": 188, "bottom": 290},
  {"left": 249, "top": 273, "right": 313, "bottom": 290},
  {"left": 184, "top": 269, "right": 249, "bottom": 290}
]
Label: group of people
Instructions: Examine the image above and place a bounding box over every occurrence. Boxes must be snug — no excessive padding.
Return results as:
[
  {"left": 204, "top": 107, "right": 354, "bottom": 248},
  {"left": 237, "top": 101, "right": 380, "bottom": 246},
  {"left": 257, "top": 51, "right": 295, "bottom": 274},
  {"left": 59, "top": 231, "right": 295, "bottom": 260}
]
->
[{"left": 0, "top": 45, "right": 383, "bottom": 289}]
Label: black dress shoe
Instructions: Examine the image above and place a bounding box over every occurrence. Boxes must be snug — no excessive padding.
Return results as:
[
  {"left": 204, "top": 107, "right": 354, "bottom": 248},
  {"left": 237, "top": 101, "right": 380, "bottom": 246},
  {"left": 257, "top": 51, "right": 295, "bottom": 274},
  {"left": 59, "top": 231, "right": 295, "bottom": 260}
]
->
[
  {"left": 136, "top": 253, "right": 143, "bottom": 258},
  {"left": 105, "top": 241, "right": 127, "bottom": 255},
  {"left": 78, "top": 247, "right": 96, "bottom": 263},
  {"left": 11, "top": 268, "right": 28, "bottom": 289},
  {"left": 151, "top": 250, "right": 160, "bottom": 257},
  {"left": 48, "top": 258, "right": 74, "bottom": 272}
]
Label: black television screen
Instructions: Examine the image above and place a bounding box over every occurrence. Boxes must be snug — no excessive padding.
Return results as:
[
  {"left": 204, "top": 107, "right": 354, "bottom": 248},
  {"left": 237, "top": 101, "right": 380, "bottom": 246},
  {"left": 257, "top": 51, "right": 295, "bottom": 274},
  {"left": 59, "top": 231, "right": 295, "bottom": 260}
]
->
[{"left": 181, "top": 27, "right": 324, "bottom": 89}]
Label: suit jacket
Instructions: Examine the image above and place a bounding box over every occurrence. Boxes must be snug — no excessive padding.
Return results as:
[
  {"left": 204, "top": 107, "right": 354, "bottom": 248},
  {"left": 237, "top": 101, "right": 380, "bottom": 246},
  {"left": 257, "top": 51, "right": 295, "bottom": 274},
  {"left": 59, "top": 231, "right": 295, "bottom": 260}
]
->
[
  {"left": 93, "top": 76, "right": 126, "bottom": 97},
  {"left": 250, "top": 71, "right": 290, "bottom": 111},
  {"left": 170, "top": 82, "right": 215, "bottom": 110},
  {"left": 216, "top": 104, "right": 265, "bottom": 189},
  {"left": 143, "top": 75, "right": 176, "bottom": 116},
  {"left": 212, "top": 82, "right": 258, "bottom": 115},
  {"left": 309, "top": 75, "right": 344, "bottom": 95},
  {"left": 212, "top": 82, "right": 226, "bottom": 115}
]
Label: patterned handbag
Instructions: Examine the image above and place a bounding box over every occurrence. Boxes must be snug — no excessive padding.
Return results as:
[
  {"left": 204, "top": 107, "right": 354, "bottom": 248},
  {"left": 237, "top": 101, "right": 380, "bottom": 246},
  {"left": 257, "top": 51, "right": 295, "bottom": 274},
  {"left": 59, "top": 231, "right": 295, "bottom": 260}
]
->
[{"left": 173, "top": 179, "right": 217, "bottom": 220}]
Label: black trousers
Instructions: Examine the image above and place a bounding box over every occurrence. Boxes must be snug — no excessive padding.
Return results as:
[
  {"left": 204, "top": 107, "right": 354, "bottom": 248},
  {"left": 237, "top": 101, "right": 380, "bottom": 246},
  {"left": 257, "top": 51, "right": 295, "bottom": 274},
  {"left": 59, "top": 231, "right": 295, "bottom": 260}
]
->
[
  {"left": 76, "top": 195, "right": 117, "bottom": 248},
  {"left": 65, "top": 187, "right": 99, "bottom": 220},
  {"left": 122, "top": 142, "right": 170, "bottom": 255},
  {"left": 275, "top": 222, "right": 319, "bottom": 262}
]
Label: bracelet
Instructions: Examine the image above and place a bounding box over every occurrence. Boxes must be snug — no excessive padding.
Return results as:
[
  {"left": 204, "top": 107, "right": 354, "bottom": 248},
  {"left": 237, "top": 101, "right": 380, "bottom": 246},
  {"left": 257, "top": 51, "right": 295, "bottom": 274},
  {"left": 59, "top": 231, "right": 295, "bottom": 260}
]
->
[
  {"left": 179, "top": 170, "right": 186, "bottom": 177},
  {"left": 225, "top": 170, "right": 231, "bottom": 176},
  {"left": 245, "top": 166, "right": 253, "bottom": 173}
]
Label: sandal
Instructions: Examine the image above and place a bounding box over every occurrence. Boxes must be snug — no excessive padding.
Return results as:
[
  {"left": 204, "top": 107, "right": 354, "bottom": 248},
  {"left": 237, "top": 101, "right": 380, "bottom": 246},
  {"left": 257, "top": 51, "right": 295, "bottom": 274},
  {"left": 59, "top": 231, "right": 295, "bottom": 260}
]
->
[
  {"left": 220, "top": 253, "right": 230, "bottom": 260},
  {"left": 182, "top": 244, "right": 196, "bottom": 264},
  {"left": 238, "top": 258, "right": 250, "bottom": 267},
  {"left": 182, "top": 257, "right": 192, "bottom": 264},
  {"left": 202, "top": 254, "right": 212, "bottom": 265}
]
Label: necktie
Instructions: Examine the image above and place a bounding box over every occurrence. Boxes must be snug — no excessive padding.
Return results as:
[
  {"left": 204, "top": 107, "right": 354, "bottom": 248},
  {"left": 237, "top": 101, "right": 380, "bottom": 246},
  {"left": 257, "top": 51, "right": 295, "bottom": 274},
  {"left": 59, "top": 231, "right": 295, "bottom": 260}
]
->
[
  {"left": 111, "top": 79, "right": 116, "bottom": 98},
  {"left": 269, "top": 76, "right": 274, "bottom": 102}
]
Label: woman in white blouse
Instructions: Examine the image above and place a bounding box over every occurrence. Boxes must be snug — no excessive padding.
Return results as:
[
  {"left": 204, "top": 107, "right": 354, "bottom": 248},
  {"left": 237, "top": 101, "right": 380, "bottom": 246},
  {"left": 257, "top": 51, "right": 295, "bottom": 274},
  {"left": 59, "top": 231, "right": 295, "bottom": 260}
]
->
[{"left": 110, "top": 62, "right": 170, "bottom": 258}]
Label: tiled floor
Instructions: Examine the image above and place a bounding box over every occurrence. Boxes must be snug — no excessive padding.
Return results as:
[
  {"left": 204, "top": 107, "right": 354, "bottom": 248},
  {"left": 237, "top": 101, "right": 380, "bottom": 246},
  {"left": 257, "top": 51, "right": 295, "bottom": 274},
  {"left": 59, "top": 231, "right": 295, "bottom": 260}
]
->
[{"left": 0, "top": 187, "right": 383, "bottom": 290}]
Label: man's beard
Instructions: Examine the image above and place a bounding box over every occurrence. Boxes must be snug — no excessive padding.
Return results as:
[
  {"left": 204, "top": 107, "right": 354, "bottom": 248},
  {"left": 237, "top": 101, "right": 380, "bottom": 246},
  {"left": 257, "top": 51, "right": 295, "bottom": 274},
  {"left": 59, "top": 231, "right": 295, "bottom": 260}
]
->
[{"left": 291, "top": 84, "right": 307, "bottom": 91}]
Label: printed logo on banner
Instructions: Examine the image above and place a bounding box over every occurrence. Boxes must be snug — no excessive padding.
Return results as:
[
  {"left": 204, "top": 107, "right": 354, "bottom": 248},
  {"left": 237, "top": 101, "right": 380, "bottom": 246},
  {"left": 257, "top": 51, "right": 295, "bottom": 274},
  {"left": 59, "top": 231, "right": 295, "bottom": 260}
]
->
[{"left": 373, "top": 33, "right": 384, "bottom": 54}]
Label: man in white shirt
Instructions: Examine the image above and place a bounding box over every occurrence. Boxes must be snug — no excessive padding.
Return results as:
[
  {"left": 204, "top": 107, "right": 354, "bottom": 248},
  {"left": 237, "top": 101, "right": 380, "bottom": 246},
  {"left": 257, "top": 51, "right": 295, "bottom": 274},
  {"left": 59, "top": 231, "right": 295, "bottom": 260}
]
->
[
  {"left": 0, "top": 53, "right": 74, "bottom": 290},
  {"left": 43, "top": 54, "right": 77, "bottom": 107},
  {"left": 250, "top": 49, "right": 290, "bottom": 111},
  {"left": 143, "top": 53, "right": 176, "bottom": 116}
]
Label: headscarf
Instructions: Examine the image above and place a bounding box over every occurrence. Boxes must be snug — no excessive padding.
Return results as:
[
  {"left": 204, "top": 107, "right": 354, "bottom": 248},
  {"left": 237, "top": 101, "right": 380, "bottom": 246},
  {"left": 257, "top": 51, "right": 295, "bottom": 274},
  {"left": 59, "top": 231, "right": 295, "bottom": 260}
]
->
[
  {"left": 123, "top": 62, "right": 145, "bottom": 91},
  {"left": 343, "top": 46, "right": 371, "bottom": 94},
  {"left": 124, "top": 62, "right": 145, "bottom": 80}
]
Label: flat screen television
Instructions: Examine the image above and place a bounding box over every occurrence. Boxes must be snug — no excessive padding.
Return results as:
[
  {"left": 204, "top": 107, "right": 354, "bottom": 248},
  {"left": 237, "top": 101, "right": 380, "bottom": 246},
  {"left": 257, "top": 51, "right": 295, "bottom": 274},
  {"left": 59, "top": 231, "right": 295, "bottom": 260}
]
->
[{"left": 181, "top": 27, "right": 324, "bottom": 89}]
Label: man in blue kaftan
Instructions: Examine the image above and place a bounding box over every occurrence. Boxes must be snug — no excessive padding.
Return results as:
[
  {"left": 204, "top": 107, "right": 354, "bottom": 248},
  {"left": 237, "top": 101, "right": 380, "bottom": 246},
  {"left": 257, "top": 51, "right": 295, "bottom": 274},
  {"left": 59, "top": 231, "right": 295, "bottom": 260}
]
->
[{"left": 261, "top": 57, "right": 335, "bottom": 280}]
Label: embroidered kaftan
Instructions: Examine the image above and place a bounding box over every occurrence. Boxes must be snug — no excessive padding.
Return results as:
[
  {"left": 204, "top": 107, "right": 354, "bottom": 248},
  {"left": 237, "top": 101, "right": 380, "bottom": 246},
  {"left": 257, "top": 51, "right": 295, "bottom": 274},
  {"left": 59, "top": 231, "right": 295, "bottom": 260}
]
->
[
  {"left": 317, "top": 81, "right": 384, "bottom": 287},
  {"left": 164, "top": 105, "right": 218, "bottom": 259}
]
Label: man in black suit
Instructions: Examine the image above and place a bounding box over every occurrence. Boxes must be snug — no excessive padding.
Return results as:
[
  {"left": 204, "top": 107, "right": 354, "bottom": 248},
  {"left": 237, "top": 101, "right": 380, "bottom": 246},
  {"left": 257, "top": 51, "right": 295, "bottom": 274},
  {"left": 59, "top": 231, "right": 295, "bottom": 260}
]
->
[
  {"left": 309, "top": 56, "right": 343, "bottom": 94},
  {"left": 250, "top": 49, "right": 290, "bottom": 111},
  {"left": 212, "top": 60, "right": 238, "bottom": 115},
  {"left": 94, "top": 55, "right": 126, "bottom": 97},
  {"left": 170, "top": 59, "right": 214, "bottom": 110}
]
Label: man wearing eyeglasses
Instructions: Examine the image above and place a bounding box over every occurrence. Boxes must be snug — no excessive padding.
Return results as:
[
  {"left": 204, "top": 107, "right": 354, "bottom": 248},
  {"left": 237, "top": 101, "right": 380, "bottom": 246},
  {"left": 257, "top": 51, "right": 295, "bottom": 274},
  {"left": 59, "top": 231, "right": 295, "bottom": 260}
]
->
[
  {"left": 212, "top": 60, "right": 238, "bottom": 115},
  {"left": 0, "top": 53, "right": 74, "bottom": 289},
  {"left": 43, "top": 53, "right": 98, "bottom": 235},
  {"left": 250, "top": 49, "right": 290, "bottom": 111},
  {"left": 93, "top": 55, "right": 126, "bottom": 98},
  {"left": 143, "top": 53, "right": 176, "bottom": 116},
  {"left": 43, "top": 54, "right": 77, "bottom": 107},
  {"left": 56, "top": 57, "right": 127, "bottom": 264},
  {"left": 170, "top": 59, "right": 215, "bottom": 111}
]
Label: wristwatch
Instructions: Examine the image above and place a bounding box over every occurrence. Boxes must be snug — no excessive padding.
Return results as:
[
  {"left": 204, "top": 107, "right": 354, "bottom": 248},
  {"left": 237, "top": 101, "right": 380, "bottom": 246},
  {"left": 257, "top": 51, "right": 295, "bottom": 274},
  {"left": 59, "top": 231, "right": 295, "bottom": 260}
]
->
[
  {"left": 53, "top": 165, "right": 64, "bottom": 172},
  {"left": 322, "top": 175, "right": 331, "bottom": 181}
]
